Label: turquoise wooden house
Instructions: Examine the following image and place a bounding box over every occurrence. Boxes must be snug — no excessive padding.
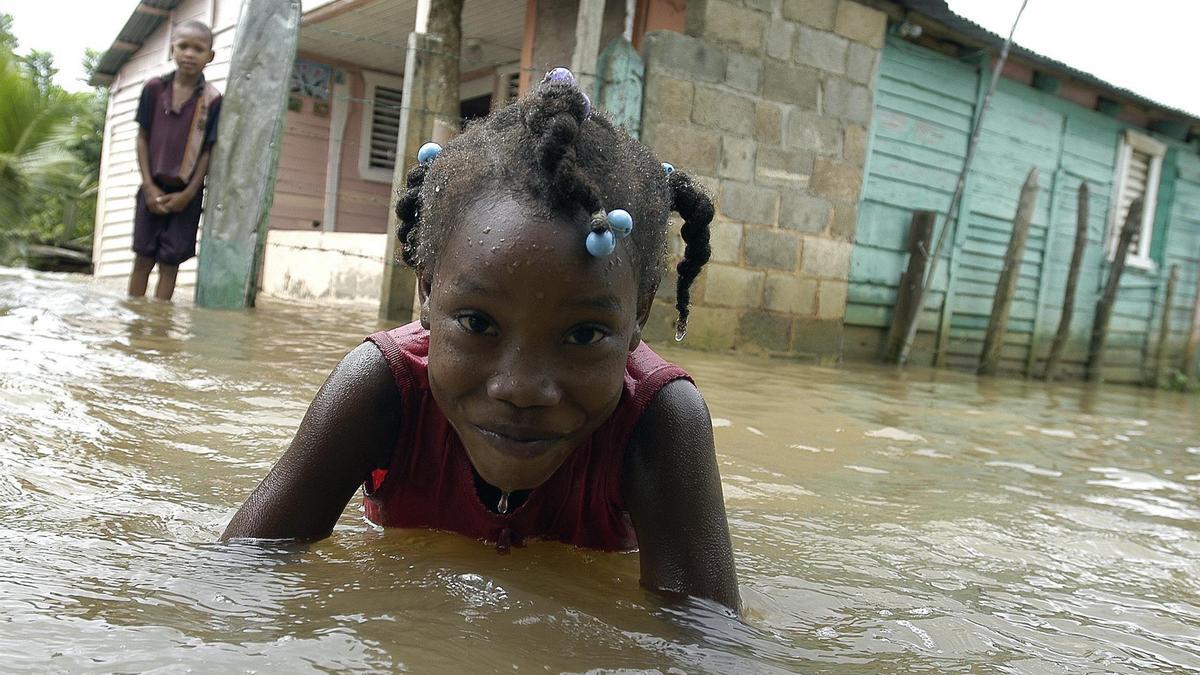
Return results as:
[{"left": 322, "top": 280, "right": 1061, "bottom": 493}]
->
[{"left": 844, "top": 0, "right": 1200, "bottom": 383}]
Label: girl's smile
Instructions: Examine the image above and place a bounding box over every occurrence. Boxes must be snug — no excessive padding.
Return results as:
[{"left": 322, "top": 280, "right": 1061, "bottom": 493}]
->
[{"left": 423, "top": 194, "right": 645, "bottom": 491}]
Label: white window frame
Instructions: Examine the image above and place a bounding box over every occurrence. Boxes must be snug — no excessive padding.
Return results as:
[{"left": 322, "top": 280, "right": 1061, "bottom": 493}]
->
[
  {"left": 1107, "top": 129, "right": 1166, "bottom": 271},
  {"left": 358, "top": 71, "right": 405, "bottom": 183}
]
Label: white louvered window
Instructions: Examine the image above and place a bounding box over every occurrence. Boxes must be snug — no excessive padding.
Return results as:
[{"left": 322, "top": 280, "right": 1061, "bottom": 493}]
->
[
  {"left": 359, "top": 71, "right": 405, "bottom": 183},
  {"left": 1108, "top": 130, "right": 1166, "bottom": 269}
]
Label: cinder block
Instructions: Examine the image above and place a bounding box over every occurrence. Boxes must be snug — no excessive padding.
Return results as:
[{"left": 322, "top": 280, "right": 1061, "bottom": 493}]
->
[
  {"left": 720, "top": 181, "right": 779, "bottom": 225},
  {"left": 739, "top": 311, "right": 793, "bottom": 353},
  {"left": 682, "top": 305, "right": 741, "bottom": 351},
  {"left": 780, "top": 192, "right": 832, "bottom": 232},
  {"left": 685, "top": 0, "right": 768, "bottom": 54},
  {"left": 817, "top": 279, "right": 849, "bottom": 319},
  {"left": 765, "top": 21, "right": 796, "bottom": 61},
  {"left": 794, "top": 25, "right": 848, "bottom": 74},
  {"left": 644, "top": 30, "right": 727, "bottom": 83},
  {"left": 791, "top": 316, "right": 844, "bottom": 356},
  {"left": 762, "top": 61, "right": 820, "bottom": 107},
  {"left": 786, "top": 108, "right": 843, "bottom": 156},
  {"left": 754, "top": 102, "right": 783, "bottom": 144},
  {"left": 822, "top": 77, "right": 873, "bottom": 124},
  {"left": 650, "top": 124, "right": 722, "bottom": 176},
  {"left": 834, "top": 0, "right": 886, "bottom": 48},
  {"left": 810, "top": 156, "right": 862, "bottom": 202},
  {"left": 800, "top": 237, "right": 853, "bottom": 279},
  {"left": 644, "top": 72, "right": 694, "bottom": 123},
  {"left": 829, "top": 198, "right": 859, "bottom": 241},
  {"left": 765, "top": 274, "right": 819, "bottom": 314},
  {"left": 703, "top": 264, "right": 765, "bottom": 308},
  {"left": 709, "top": 218, "right": 744, "bottom": 264},
  {"left": 719, "top": 136, "right": 757, "bottom": 182},
  {"left": 755, "top": 146, "right": 815, "bottom": 186},
  {"left": 846, "top": 41, "right": 879, "bottom": 84},
  {"left": 782, "top": 0, "right": 838, "bottom": 30},
  {"left": 693, "top": 85, "right": 755, "bottom": 135},
  {"left": 726, "top": 52, "right": 763, "bottom": 93},
  {"left": 844, "top": 123, "right": 869, "bottom": 166},
  {"left": 744, "top": 227, "right": 800, "bottom": 270}
]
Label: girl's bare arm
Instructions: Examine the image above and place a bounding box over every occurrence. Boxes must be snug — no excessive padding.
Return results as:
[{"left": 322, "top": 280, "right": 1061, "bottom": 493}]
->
[
  {"left": 621, "top": 380, "right": 741, "bottom": 612},
  {"left": 221, "top": 342, "right": 399, "bottom": 541}
]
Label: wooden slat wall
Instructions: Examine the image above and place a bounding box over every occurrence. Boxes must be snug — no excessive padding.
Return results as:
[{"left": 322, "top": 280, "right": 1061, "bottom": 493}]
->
[{"left": 848, "top": 36, "right": 1200, "bottom": 382}]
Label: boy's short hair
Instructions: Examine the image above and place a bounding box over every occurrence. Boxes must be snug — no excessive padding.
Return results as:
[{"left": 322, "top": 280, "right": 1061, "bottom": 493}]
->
[{"left": 173, "top": 19, "right": 214, "bottom": 49}]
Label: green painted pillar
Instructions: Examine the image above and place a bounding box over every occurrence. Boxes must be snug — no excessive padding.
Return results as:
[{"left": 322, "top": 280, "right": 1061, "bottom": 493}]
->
[{"left": 195, "top": 0, "right": 301, "bottom": 309}]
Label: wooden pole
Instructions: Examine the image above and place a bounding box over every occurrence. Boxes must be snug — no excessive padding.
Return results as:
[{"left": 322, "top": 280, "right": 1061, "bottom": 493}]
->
[
  {"left": 1043, "top": 180, "right": 1090, "bottom": 380},
  {"left": 195, "top": 0, "right": 301, "bottom": 309},
  {"left": 896, "top": 0, "right": 1031, "bottom": 366},
  {"left": 884, "top": 210, "right": 936, "bottom": 363},
  {"left": 379, "top": 0, "right": 462, "bottom": 323},
  {"left": 1183, "top": 268, "right": 1200, "bottom": 387},
  {"left": 979, "top": 168, "right": 1039, "bottom": 375},
  {"left": 1085, "top": 197, "right": 1143, "bottom": 382},
  {"left": 1150, "top": 264, "right": 1180, "bottom": 386},
  {"left": 570, "top": 0, "right": 605, "bottom": 95}
]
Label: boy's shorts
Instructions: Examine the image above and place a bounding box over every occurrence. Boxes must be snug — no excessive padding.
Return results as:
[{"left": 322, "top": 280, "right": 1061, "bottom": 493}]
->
[{"left": 132, "top": 184, "right": 204, "bottom": 266}]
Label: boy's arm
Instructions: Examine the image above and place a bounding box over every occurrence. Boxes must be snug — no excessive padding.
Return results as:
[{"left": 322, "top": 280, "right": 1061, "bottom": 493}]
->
[
  {"left": 622, "top": 379, "right": 741, "bottom": 612},
  {"left": 137, "top": 129, "right": 166, "bottom": 215},
  {"left": 221, "top": 342, "right": 400, "bottom": 541}
]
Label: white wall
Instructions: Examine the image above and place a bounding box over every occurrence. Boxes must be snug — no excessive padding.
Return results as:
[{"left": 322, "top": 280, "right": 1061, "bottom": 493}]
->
[{"left": 259, "top": 229, "right": 386, "bottom": 306}]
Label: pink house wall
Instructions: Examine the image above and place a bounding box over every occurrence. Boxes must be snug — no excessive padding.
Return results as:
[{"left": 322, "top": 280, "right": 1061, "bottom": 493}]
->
[{"left": 267, "top": 65, "right": 397, "bottom": 234}]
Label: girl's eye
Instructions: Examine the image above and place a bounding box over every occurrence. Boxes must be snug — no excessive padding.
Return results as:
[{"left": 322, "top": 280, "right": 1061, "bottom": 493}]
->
[
  {"left": 456, "top": 314, "right": 497, "bottom": 336},
  {"left": 565, "top": 326, "right": 608, "bottom": 346}
]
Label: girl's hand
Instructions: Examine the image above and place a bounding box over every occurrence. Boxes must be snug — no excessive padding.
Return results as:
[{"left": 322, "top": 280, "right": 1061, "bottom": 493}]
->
[{"left": 143, "top": 184, "right": 168, "bottom": 215}]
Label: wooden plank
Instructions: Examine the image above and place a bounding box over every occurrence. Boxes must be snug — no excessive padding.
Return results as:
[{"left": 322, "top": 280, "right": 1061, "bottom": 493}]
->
[
  {"left": 1150, "top": 264, "right": 1180, "bottom": 385},
  {"left": 1086, "top": 197, "right": 1144, "bottom": 381},
  {"left": 884, "top": 211, "right": 936, "bottom": 362},
  {"left": 1043, "top": 180, "right": 1090, "bottom": 380},
  {"left": 1184, "top": 269, "right": 1200, "bottom": 386}
]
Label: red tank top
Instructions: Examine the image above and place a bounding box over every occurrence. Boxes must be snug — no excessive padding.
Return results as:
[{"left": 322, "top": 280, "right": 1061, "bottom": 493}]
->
[{"left": 363, "top": 322, "right": 692, "bottom": 551}]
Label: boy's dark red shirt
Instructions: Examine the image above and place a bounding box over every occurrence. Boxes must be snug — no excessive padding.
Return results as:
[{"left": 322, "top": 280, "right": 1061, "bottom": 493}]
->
[{"left": 135, "top": 72, "right": 222, "bottom": 187}]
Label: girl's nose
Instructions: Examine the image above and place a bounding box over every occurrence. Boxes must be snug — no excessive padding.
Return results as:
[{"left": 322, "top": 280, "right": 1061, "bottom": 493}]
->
[{"left": 487, "top": 357, "right": 562, "bottom": 409}]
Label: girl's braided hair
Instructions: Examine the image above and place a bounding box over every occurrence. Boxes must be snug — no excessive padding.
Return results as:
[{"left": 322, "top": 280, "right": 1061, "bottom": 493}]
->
[{"left": 395, "top": 77, "right": 713, "bottom": 336}]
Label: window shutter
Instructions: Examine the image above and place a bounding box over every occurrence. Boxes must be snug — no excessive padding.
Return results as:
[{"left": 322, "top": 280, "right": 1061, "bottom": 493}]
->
[
  {"left": 1116, "top": 149, "right": 1152, "bottom": 256},
  {"left": 368, "top": 85, "right": 404, "bottom": 172}
]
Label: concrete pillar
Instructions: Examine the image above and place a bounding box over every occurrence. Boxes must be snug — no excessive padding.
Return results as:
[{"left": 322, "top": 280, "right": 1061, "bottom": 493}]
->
[
  {"left": 195, "top": 0, "right": 301, "bottom": 309},
  {"left": 378, "top": 0, "right": 462, "bottom": 323}
]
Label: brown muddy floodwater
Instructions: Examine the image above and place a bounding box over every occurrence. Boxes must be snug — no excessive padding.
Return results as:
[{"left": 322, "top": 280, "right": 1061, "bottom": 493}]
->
[{"left": 1, "top": 267, "right": 1198, "bottom": 673}]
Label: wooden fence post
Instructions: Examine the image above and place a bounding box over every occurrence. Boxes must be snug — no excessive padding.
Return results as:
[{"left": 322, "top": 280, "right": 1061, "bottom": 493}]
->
[
  {"left": 1086, "top": 197, "right": 1143, "bottom": 382},
  {"left": 1043, "top": 180, "right": 1090, "bottom": 380},
  {"left": 884, "top": 210, "right": 936, "bottom": 362},
  {"left": 979, "top": 167, "right": 1039, "bottom": 375},
  {"left": 1183, "top": 269, "right": 1200, "bottom": 386},
  {"left": 1150, "top": 264, "right": 1180, "bottom": 386}
]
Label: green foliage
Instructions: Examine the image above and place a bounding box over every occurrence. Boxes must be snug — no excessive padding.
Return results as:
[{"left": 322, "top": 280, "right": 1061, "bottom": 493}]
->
[{"left": 0, "top": 12, "right": 106, "bottom": 266}]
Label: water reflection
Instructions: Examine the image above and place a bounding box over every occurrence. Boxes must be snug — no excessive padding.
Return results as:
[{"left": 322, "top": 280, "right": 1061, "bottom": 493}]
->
[{"left": 0, "top": 268, "right": 1197, "bottom": 671}]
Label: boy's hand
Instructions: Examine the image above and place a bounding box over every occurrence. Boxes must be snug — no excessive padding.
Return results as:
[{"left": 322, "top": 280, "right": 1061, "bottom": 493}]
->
[
  {"left": 160, "top": 191, "right": 194, "bottom": 213},
  {"left": 143, "top": 184, "right": 168, "bottom": 215}
]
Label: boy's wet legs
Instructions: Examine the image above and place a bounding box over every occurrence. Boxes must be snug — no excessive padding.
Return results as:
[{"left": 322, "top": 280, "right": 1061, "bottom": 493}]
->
[
  {"left": 154, "top": 263, "right": 180, "bottom": 301},
  {"left": 127, "top": 255, "right": 156, "bottom": 297}
]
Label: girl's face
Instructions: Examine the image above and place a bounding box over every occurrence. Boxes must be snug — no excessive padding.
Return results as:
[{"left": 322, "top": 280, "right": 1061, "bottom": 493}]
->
[{"left": 423, "top": 195, "right": 645, "bottom": 492}]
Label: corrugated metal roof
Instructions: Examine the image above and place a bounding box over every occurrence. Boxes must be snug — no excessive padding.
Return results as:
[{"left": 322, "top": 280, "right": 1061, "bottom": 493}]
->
[
  {"left": 89, "top": 0, "right": 185, "bottom": 86},
  {"left": 895, "top": 0, "right": 1198, "bottom": 129}
]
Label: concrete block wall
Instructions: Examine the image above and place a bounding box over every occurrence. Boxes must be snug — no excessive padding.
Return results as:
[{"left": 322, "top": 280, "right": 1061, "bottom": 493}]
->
[{"left": 639, "top": 0, "right": 886, "bottom": 360}]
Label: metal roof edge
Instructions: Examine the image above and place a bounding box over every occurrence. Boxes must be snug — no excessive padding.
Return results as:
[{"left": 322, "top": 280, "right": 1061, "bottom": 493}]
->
[{"left": 89, "top": 1, "right": 187, "bottom": 87}]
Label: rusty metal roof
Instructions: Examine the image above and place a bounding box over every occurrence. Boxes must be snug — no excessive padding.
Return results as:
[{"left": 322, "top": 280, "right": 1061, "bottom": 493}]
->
[
  {"left": 89, "top": 0, "right": 185, "bottom": 86},
  {"left": 893, "top": 0, "right": 1198, "bottom": 129}
]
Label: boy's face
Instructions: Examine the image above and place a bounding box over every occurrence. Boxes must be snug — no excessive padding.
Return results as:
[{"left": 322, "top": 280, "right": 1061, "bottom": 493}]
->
[
  {"left": 422, "top": 195, "right": 645, "bottom": 492},
  {"left": 171, "top": 27, "right": 214, "bottom": 77}
]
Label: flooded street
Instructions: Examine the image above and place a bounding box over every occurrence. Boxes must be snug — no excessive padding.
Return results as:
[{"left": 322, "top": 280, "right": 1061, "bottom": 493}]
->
[{"left": 1, "top": 267, "right": 1197, "bottom": 672}]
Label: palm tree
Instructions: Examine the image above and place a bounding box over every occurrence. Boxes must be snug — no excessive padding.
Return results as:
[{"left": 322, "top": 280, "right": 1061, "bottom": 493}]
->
[{"left": 0, "top": 47, "right": 82, "bottom": 244}]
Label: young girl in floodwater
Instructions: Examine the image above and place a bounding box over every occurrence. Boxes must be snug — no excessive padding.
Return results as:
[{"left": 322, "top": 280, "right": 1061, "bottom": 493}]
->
[{"left": 222, "top": 68, "right": 739, "bottom": 610}]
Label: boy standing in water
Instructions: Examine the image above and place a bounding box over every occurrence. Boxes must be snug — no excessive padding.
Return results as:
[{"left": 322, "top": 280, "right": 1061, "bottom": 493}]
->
[{"left": 128, "top": 20, "right": 221, "bottom": 301}]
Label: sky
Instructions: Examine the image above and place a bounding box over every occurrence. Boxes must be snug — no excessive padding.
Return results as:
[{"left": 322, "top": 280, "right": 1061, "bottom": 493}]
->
[{"left": 1, "top": 0, "right": 1198, "bottom": 117}]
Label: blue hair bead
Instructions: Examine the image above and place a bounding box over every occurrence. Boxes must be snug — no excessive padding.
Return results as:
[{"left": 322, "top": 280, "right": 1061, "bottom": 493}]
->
[
  {"left": 585, "top": 229, "right": 616, "bottom": 257},
  {"left": 417, "top": 141, "right": 442, "bottom": 165},
  {"left": 662, "top": 162, "right": 675, "bottom": 175},
  {"left": 581, "top": 91, "right": 592, "bottom": 119},
  {"left": 607, "top": 209, "right": 633, "bottom": 239},
  {"left": 543, "top": 67, "right": 577, "bottom": 86}
]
